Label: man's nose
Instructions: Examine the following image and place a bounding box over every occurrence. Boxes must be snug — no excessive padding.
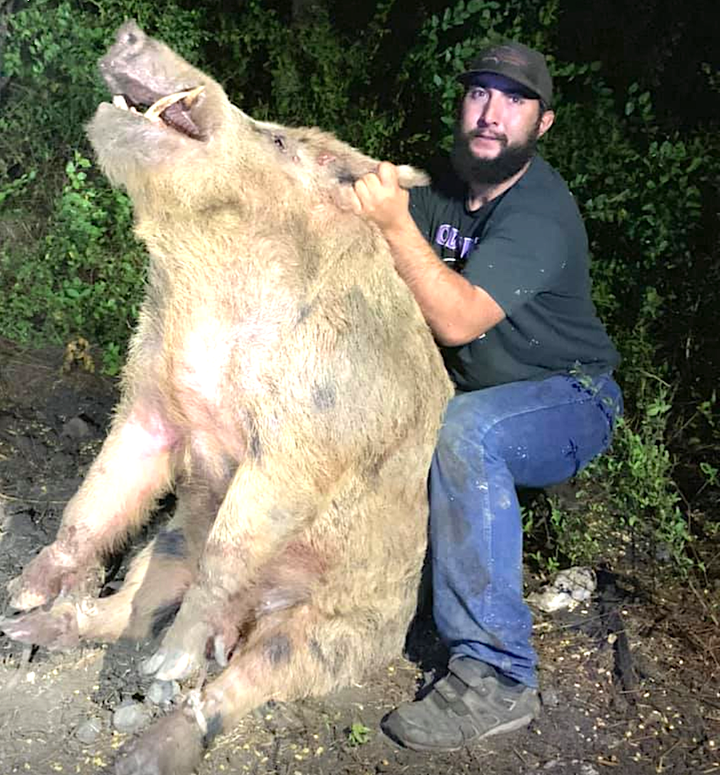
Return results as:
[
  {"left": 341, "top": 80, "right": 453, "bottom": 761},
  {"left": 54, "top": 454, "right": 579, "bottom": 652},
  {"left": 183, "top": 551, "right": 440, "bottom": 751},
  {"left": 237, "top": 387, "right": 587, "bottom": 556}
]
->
[{"left": 479, "top": 92, "right": 501, "bottom": 125}]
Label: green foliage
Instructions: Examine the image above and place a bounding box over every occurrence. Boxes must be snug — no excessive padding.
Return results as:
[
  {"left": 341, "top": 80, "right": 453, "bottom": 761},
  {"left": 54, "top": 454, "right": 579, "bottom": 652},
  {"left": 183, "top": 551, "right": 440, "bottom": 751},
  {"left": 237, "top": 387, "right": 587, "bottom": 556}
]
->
[
  {"left": 523, "top": 493, "right": 601, "bottom": 574},
  {"left": 699, "top": 461, "right": 718, "bottom": 494},
  {"left": 1, "top": 152, "right": 145, "bottom": 375},
  {"left": 576, "top": 392, "right": 690, "bottom": 573},
  {"left": 209, "top": 0, "right": 409, "bottom": 157},
  {"left": 588, "top": 289, "right": 701, "bottom": 572},
  {"left": 0, "top": 170, "right": 36, "bottom": 207},
  {"left": 346, "top": 722, "right": 371, "bottom": 746}
]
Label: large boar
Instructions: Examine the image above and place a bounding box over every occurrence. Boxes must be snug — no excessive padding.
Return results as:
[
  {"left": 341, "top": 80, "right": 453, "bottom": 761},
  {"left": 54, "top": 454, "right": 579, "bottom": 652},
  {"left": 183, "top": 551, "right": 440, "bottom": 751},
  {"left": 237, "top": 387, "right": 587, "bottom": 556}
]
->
[{"left": 1, "top": 21, "right": 452, "bottom": 775}]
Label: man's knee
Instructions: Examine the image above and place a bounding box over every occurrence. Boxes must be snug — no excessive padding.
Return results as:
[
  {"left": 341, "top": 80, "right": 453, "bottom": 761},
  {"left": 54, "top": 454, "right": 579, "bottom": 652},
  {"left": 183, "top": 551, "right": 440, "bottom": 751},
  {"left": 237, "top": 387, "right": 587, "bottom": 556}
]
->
[{"left": 437, "top": 390, "right": 501, "bottom": 458}]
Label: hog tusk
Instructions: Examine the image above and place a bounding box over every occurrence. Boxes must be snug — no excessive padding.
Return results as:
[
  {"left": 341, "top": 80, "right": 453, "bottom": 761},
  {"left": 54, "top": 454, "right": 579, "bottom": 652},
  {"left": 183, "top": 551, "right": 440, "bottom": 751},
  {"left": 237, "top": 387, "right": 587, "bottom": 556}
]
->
[
  {"left": 144, "top": 92, "right": 186, "bottom": 122},
  {"left": 113, "top": 95, "right": 129, "bottom": 110},
  {"left": 144, "top": 86, "right": 205, "bottom": 122},
  {"left": 181, "top": 85, "right": 205, "bottom": 107}
]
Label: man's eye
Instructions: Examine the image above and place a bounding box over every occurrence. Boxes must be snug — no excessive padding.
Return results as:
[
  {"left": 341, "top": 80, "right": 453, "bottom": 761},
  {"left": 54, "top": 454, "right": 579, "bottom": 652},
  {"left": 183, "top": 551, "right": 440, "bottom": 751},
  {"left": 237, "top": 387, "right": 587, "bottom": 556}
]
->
[
  {"left": 469, "top": 88, "right": 486, "bottom": 99},
  {"left": 273, "top": 134, "right": 286, "bottom": 151},
  {"left": 509, "top": 94, "right": 524, "bottom": 104}
]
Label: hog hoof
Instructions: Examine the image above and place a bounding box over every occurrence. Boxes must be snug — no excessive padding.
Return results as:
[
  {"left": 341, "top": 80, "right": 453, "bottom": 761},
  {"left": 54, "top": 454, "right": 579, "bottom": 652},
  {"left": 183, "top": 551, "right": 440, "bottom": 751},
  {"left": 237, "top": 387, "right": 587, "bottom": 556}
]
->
[
  {"left": 7, "top": 550, "right": 65, "bottom": 610},
  {"left": 142, "top": 599, "right": 237, "bottom": 680},
  {"left": 113, "top": 711, "right": 203, "bottom": 775},
  {"left": 8, "top": 545, "right": 99, "bottom": 611},
  {"left": 7, "top": 581, "right": 50, "bottom": 612},
  {"left": 141, "top": 615, "right": 213, "bottom": 680},
  {"left": 141, "top": 645, "right": 201, "bottom": 681},
  {"left": 0, "top": 601, "right": 80, "bottom": 650}
]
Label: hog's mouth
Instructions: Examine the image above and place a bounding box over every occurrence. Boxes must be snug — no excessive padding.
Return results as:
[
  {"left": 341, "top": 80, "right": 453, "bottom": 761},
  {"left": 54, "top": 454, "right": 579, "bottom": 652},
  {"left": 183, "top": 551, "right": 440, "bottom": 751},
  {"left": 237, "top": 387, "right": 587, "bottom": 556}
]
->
[{"left": 111, "top": 86, "right": 205, "bottom": 140}]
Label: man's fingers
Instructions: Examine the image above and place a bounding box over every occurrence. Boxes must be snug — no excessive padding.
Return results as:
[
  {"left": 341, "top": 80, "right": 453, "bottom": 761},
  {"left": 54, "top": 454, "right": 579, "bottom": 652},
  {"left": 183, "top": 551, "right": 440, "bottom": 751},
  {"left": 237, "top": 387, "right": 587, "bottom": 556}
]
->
[
  {"left": 376, "top": 161, "right": 399, "bottom": 186},
  {"left": 352, "top": 163, "right": 406, "bottom": 229},
  {"left": 353, "top": 177, "right": 370, "bottom": 196},
  {"left": 353, "top": 175, "right": 382, "bottom": 212},
  {"left": 352, "top": 177, "right": 370, "bottom": 212},
  {"left": 346, "top": 188, "right": 363, "bottom": 215},
  {"left": 356, "top": 173, "right": 381, "bottom": 196}
]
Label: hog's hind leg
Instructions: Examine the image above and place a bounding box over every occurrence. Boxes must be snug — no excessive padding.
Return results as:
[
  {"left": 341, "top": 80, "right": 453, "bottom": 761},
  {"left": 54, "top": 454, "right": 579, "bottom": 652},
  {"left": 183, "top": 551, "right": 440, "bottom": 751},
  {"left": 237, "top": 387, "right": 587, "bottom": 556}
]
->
[{"left": 117, "top": 485, "right": 220, "bottom": 643}]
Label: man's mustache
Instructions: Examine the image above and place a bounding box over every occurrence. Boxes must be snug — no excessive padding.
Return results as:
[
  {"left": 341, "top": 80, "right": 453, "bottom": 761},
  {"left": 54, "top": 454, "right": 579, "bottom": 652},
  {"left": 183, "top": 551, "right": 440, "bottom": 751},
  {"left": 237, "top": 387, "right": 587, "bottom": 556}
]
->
[{"left": 466, "top": 127, "right": 508, "bottom": 145}]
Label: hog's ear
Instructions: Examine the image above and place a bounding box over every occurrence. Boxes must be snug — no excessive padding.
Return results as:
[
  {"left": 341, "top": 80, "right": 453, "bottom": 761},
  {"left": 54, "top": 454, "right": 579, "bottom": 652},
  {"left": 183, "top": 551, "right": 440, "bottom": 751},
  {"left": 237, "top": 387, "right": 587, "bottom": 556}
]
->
[
  {"left": 395, "top": 165, "right": 430, "bottom": 189},
  {"left": 330, "top": 160, "right": 429, "bottom": 189}
]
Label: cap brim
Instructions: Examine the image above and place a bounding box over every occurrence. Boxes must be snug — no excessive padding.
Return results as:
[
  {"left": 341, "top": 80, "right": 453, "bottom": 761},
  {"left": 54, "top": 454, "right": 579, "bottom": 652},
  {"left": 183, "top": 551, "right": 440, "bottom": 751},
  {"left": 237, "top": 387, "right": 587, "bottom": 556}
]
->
[{"left": 457, "top": 69, "right": 543, "bottom": 101}]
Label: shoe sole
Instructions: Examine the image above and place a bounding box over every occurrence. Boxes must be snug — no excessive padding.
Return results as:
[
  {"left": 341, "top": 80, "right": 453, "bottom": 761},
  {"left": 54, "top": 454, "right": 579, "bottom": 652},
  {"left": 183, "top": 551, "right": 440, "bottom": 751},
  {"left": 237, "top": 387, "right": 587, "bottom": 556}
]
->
[{"left": 382, "top": 712, "right": 536, "bottom": 753}]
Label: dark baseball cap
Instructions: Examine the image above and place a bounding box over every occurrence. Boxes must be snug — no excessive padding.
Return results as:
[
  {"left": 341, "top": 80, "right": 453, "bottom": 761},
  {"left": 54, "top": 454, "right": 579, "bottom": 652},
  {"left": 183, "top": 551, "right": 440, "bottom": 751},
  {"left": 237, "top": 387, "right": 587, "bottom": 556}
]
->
[{"left": 458, "top": 41, "right": 553, "bottom": 107}]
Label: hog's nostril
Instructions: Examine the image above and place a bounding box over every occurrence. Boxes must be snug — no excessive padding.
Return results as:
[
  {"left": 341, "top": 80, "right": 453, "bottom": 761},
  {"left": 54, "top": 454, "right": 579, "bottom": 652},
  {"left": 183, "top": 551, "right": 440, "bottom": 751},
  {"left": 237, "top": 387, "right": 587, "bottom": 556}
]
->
[{"left": 118, "top": 21, "right": 145, "bottom": 49}]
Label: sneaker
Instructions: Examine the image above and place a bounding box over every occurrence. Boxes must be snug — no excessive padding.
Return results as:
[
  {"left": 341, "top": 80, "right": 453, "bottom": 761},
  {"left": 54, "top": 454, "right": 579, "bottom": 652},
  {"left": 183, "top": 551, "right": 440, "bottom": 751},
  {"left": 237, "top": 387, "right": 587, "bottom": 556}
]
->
[{"left": 382, "top": 657, "right": 540, "bottom": 752}]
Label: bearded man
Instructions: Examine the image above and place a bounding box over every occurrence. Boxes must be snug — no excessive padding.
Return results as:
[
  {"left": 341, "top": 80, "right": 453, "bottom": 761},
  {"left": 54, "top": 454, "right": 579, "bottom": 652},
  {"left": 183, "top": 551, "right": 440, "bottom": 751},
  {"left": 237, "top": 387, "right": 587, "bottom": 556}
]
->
[{"left": 351, "top": 42, "right": 622, "bottom": 750}]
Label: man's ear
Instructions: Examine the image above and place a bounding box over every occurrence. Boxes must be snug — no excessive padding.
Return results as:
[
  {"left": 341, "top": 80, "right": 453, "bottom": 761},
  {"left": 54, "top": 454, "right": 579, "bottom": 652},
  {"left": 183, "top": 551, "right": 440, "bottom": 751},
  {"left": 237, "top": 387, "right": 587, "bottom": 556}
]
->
[{"left": 538, "top": 109, "right": 555, "bottom": 138}]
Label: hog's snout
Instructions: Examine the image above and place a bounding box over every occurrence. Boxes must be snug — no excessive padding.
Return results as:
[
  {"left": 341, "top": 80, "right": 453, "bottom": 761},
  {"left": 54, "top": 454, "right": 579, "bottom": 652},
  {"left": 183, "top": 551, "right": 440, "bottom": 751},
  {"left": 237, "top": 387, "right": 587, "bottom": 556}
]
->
[
  {"left": 114, "top": 20, "right": 147, "bottom": 56},
  {"left": 99, "top": 21, "right": 150, "bottom": 88}
]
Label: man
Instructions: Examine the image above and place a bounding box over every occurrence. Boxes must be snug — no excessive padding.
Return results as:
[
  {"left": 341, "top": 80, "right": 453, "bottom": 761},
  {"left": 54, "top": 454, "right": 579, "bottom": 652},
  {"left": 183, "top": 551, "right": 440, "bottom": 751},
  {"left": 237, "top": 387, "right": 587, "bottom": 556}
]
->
[{"left": 351, "top": 42, "right": 623, "bottom": 751}]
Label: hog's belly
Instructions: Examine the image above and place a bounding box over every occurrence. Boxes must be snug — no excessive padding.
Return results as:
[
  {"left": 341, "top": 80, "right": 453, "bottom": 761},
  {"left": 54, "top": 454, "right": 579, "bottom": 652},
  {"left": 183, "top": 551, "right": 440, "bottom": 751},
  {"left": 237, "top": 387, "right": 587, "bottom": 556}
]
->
[
  {"left": 175, "top": 325, "right": 231, "bottom": 405},
  {"left": 168, "top": 325, "right": 250, "bottom": 463}
]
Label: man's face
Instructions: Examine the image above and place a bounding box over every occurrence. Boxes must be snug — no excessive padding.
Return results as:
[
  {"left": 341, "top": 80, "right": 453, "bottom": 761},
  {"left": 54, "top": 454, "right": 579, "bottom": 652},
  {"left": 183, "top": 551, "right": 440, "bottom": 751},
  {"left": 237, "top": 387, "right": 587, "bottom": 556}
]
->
[{"left": 451, "top": 73, "right": 554, "bottom": 187}]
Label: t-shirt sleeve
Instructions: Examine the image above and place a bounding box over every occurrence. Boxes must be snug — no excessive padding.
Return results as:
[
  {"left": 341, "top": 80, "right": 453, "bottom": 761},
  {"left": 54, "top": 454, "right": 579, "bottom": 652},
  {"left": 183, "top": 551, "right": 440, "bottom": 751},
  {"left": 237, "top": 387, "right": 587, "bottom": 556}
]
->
[
  {"left": 461, "top": 212, "right": 569, "bottom": 316},
  {"left": 408, "top": 185, "right": 434, "bottom": 242}
]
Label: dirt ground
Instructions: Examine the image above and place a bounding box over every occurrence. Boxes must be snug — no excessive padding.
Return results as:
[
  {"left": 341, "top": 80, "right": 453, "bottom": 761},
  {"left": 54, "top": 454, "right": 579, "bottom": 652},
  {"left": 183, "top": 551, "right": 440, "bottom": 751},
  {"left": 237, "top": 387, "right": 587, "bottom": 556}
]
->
[{"left": 0, "top": 337, "right": 718, "bottom": 775}]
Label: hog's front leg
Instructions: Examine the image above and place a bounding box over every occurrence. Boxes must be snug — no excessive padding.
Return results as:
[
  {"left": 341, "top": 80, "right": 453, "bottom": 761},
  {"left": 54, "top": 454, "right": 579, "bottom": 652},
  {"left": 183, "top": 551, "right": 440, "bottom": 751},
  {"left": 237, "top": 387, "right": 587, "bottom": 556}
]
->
[
  {"left": 8, "top": 404, "right": 177, "bottom": 612},
  {"left": 141, "top": 459, "right": 324, "bottom": 680}
]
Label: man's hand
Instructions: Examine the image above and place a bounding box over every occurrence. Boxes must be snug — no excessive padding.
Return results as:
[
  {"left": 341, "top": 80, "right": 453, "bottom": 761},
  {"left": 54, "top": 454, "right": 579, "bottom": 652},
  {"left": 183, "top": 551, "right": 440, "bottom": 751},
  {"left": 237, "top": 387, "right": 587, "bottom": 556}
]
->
[{"left": 351, "top": 162, "right": 412, "bottom": 236}]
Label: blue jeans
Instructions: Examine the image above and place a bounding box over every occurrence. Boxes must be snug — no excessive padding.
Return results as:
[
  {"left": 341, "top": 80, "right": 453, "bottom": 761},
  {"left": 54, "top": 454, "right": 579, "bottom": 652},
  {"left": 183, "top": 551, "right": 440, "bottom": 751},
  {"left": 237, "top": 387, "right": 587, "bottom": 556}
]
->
[{"left": 430, "top": 372, "right": 623, "bottom": 688}]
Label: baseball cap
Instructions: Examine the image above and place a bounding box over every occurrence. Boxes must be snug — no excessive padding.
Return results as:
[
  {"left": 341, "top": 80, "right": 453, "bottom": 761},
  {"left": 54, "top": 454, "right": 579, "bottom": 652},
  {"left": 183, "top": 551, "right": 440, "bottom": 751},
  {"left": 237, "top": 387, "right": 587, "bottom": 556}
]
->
[{"left": 457, "top": 41, "right": 553, "bottom": 106}]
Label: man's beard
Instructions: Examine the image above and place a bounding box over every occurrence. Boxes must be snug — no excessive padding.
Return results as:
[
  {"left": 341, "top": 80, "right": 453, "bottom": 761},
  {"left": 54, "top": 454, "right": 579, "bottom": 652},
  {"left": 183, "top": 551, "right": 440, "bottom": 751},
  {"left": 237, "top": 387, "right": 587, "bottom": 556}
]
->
[{"left": 451, "top": 121, "right": 540, "bottom": 187}]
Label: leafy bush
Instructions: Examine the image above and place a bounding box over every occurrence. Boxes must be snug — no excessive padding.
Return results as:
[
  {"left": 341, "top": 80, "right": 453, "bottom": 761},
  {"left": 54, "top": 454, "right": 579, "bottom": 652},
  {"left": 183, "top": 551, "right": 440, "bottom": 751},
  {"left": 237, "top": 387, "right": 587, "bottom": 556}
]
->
[{"left": 1, "top": 153, "right": 145, "bottom": 373}]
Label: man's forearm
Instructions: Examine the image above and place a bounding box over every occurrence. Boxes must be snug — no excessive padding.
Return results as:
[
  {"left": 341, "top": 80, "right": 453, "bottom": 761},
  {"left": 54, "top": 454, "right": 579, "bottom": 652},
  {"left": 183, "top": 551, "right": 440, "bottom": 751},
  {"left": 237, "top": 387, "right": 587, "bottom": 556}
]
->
[{"left": 383, "top": 215, "right": 504, "bottom": 346}]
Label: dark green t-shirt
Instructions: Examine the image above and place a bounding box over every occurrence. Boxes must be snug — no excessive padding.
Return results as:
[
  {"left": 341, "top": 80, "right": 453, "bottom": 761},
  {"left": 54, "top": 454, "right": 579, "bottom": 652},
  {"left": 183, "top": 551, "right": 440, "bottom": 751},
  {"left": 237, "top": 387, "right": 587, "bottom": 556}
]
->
[{"left": 409, "top": 155, "right": 620, "bottom": 390}]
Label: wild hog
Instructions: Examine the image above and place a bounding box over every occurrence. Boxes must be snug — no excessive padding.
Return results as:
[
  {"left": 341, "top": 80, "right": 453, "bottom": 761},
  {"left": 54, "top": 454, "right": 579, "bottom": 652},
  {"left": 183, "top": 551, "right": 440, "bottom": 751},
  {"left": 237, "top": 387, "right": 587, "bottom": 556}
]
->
[{"left": 1, "top": 21, "right": 453, "bottom": 775}]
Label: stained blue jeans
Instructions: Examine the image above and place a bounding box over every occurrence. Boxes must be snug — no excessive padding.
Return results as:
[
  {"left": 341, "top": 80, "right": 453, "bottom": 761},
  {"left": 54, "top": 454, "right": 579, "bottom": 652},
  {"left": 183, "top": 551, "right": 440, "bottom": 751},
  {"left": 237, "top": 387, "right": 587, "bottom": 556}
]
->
[{"left": 430, "top": 372, "right": 623, "bottom": 688}]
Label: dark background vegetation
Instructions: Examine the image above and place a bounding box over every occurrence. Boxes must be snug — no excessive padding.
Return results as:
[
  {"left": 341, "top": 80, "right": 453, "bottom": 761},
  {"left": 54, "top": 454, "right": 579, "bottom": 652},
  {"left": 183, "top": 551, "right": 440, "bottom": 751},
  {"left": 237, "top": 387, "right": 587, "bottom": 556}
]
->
[{"left": 0, "top": 0, "right": 718, "bottom": 582}]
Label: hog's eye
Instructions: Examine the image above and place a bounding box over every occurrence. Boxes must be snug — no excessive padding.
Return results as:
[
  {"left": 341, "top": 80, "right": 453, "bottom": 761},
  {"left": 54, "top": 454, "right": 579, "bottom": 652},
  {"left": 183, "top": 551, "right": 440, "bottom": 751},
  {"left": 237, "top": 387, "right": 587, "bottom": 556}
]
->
[{"left": 273, "top": 134, "right": 286, "bottom": 152}]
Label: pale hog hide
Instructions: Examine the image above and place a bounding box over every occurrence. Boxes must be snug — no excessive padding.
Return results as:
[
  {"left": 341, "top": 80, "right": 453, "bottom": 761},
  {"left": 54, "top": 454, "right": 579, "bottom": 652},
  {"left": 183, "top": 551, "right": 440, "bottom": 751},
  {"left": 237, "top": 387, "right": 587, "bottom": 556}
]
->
[{"left": 1, "top": 20, "right": 453, "bottom": 775}]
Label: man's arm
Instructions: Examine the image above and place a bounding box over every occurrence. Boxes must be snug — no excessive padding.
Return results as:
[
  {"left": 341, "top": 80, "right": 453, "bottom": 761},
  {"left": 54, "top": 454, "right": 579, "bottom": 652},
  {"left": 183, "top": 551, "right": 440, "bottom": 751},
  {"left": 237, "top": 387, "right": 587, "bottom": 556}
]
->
[{"left": 352, "top": 163, "right": 504, "bottom": 347}]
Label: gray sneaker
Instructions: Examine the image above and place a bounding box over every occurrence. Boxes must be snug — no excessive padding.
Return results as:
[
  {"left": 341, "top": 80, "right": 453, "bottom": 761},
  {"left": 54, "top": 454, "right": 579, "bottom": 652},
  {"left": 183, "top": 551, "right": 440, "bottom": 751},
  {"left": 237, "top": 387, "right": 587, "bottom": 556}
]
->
[{"left": 382, "top": 657, "right": 540, "bottom": 752}]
